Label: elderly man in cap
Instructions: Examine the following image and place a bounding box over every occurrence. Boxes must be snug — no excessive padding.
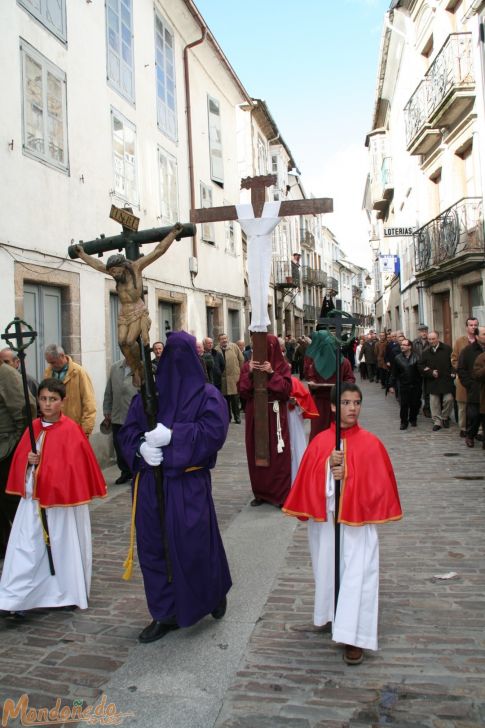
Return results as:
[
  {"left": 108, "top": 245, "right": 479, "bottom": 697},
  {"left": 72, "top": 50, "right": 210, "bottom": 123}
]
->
[{"left": 0, "top": 348, "right": 38, "bottom": 398}]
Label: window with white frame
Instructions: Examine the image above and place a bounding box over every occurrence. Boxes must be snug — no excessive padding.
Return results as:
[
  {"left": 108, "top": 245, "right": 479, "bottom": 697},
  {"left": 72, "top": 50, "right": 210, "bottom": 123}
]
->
[
  {"left": 225, "top": 219, "right": 236, "bottom": 254},
  {"left": 106, "top": 0, "right": 134, "bottom": 103},
  {"left": 18, "top": 0, "right": 67, "bottom": 42},
  {"left": 21, "top": 40, "right": 68, "bottom": 172},
  {"left": 155, "top": 12, "right": 177, "bottom": 140},
  {"left": 158, "top": 147, "right": 178, "bottom": 224},
  {"left": 111, "top": 109, "right": 138, "bottom": 205},
  {"left": 271, "top": 154, "right": 280, "bottom": 200},
  {"left": 200, "top": 183, "right": 215, "bottom": 244},
  {"left": 208, "top": 95, "right": 223, "bottom": 184},
  {"left": 257, "top": 135, "right": 268, "bottom": 175}
]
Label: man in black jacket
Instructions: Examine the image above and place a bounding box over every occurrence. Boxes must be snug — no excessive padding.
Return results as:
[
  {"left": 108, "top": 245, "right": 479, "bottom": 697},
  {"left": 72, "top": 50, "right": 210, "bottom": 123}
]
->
[
  {"left": 418, "top": 331, "right": 454, "bottom": 432},
  {"left": 203, "top": 337, "right": 225, "bottom": 390},
  {"left": 458, "top": 326, "right": 485, "bottom": 447},
  {"left": 389, "top": 338, "right": 421, "bottom": 430}
]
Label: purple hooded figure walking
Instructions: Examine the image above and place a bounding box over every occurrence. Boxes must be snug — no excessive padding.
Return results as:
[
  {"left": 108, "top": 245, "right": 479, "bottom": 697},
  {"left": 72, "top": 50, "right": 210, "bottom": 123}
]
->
[{"left": 119, "top": 331, "right": 232, "bottom": 643}]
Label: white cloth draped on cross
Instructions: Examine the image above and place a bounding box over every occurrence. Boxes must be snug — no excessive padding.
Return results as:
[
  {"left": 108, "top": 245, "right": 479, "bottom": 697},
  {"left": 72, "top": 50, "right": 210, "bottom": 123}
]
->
[{"left": 236, "top": 202, "right": 281, "bottom": 332}]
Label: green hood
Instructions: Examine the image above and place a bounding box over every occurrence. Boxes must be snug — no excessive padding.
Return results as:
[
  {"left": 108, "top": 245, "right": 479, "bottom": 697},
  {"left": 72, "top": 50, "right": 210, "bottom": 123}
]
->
[{"left": 305, "top": 330, "right": 342, "bottom": 379}]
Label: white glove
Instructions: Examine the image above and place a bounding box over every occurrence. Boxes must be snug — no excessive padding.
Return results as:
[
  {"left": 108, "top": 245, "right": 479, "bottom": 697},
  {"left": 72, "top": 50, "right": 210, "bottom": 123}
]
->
[
  {"left": 140, "top": 441, "right": 163, "bottom": 466},
  {"left": 145, "top": 422, "right": 172, "bottom": 447}
]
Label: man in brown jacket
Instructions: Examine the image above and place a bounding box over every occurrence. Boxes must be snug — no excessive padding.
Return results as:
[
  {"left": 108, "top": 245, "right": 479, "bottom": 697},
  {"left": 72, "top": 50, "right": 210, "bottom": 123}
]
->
[
  {"left": 44, "top": 344, "right": 96, "bottom": 436},
  {"left": 216, "top": 333, "right": 244, "bottom": 424},
  {"left": 451, "top": 317, "right": 479, "bottom": 437}
]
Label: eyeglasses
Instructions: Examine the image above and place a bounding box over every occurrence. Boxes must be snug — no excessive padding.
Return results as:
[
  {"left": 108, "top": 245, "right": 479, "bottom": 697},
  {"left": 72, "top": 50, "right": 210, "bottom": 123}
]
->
[{"left": 340, "top": 399, "right": 362, "bottom": 406}]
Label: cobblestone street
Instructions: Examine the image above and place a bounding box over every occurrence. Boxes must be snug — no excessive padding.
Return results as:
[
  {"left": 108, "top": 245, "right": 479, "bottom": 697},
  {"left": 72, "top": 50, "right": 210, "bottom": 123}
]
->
[{"left": 1, "top": 379, "right": 484, "bottom": 727}]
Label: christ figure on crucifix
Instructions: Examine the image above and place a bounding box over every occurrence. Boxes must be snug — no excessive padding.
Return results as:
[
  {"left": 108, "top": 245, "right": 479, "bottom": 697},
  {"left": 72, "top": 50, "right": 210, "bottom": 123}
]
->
[{"left": 74, "top": 222, "right": 183, "bottom": 386}]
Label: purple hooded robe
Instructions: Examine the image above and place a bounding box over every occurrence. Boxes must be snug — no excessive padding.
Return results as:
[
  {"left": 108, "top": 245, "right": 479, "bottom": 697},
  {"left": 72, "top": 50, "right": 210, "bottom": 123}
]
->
[{"left": 119, "top": 331, "right": 231, "bottom": 627}]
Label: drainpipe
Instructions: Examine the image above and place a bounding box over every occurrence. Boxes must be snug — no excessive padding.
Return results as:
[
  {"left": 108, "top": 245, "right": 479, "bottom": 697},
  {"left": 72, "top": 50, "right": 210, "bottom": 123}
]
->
[{"left": 184, "top": 27, "right": 207, "bottom": 274}]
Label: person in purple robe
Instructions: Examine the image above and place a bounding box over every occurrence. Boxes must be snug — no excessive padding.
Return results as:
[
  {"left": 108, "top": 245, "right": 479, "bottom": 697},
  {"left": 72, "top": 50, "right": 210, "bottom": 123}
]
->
[{"left": 119, "top": 331, "right": 231, "bottom": 643}]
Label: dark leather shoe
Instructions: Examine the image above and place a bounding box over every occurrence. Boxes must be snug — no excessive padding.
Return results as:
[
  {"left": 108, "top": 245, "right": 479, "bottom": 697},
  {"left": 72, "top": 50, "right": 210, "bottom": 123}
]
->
[
  {"left": 250, "top": 498, "right": 264, "bottom": 507},
  {"left": 423, "top": 408, "right": 431, "bottom": 418},
  {"left": 465, "top": 437, "right": 474, "bottom": 448},
  {"left": 138, "top": 619, "right": 179, "bottom": 644},
  {"left": 115, "top": 474, "right": 131, "bottom": 484},
  {"left": 410, "top": 420, "right": 417, "bottom": 427},
  {"left": 234, "top": 418, "right": 241, "bottom": 424},
  {"left": 400, "top": 423, "right": 408, "bottom": 430},
  {"left": 476, "top": 433, "right": 484, "bottom": 442},
  {"left": 432, "top": 425, "right": 441, "bottom": 432},
  {"left": 343, "top": 644, "right": 364, "bottom": 665},
  {"left": 442, "top": 419, "right": 450, "bottom": 429},
  {"left": 211, "top": 595, "right": 227, "bottom": 620}
]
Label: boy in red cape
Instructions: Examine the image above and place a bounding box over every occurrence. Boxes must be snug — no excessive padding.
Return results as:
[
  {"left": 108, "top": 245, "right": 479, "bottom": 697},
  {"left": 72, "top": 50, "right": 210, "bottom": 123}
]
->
[
  {"left": 0, "top": 378, "right": 106, "bottom": 614},
  {"left": 283, "top": 383, "right": 402, "bottom": 665}
]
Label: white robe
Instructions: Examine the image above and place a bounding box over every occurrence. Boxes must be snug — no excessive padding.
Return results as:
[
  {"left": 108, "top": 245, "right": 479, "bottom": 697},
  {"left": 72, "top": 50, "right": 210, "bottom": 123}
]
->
[
  {"left": 307, "top": 464, "right": 379, "bottom": 650},
  {"left": 236, "top": 202, "right": 281, "bottom": 332},
  {"left": 288, "top": 405, "right": 308, "bottom": 483},
  {"left": 0, "top": 425, "right": 92, "bottom": 612}
]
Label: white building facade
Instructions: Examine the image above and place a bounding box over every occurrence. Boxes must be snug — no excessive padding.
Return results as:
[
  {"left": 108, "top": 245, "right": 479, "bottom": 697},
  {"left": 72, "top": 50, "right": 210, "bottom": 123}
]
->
[{"left": 365, "top": 0, "right": 485, "bottom": 342}]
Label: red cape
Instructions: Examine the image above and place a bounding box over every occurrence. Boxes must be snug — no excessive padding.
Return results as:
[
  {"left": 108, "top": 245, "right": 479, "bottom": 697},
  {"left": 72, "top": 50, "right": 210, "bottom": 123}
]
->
[
  {"left": 6, "top": 415, "right": 107, "bottom": 508},
  {"left": 289, "top": 377, "right": 319, "bottom": 419},
  {"left": 282, "top": 423, "right": 402, "bottom": 526}
]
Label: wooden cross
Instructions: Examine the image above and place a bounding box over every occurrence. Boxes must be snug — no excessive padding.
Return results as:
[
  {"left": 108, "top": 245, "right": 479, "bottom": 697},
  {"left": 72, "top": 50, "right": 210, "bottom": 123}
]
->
[{"left": 191, "top": 175, "right": 333, "bottom": 466}]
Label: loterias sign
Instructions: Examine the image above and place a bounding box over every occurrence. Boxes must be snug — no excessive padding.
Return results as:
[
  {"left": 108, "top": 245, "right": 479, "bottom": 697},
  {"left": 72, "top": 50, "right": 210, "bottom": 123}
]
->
[{"left": 384, "top": 227, "right": 415, "bottom": 237}]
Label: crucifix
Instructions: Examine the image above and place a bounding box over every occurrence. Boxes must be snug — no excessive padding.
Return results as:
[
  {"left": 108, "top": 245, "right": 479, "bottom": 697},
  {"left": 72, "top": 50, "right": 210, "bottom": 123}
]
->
[
  {"left": 191, "top": 175, "right": 333, "bottom": 465},
  {"left": 317, "top": 301, "right": 357, "bottom": 612},
  {"left": 68, "top": 207, "right": 196, "bottom": 583}
]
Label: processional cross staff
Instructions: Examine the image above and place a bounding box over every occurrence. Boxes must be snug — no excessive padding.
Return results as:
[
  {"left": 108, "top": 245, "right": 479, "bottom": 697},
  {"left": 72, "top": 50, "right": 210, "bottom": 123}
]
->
[
  {"left": 1, "top": 317, "right": 55, "bottom": 575},
  {"left": 316, "top": 301, "right": 357, "bottom": 612},
  {"left": 68, "top": 206, "right": 196, "bottom": 582},
  {"left": 191, "top": 175, "right": 333, "bottom": 465}
]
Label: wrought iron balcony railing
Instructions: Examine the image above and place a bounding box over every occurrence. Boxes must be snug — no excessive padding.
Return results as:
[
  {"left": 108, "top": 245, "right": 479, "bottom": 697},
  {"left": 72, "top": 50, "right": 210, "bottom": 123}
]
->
[
  {"left": 314, "top": 269, "right": 327, "bottom": 287},
  {"left": 327, "top": 276, "right": 339, "bottom": 294},
  {"left": 352, "top": 284, "right": 363, "bottom": 298},
  {"left": 404, "top": 33, "right": 474, "bottom": 149},
  {"left": 414, "top": 197, "right": 484, "bottom": 273},
  {"left": 303, "top": 304, "right": 318, "bottom": 321},
  {"left": 273, "top": 259, "right": 300, "bottom": 288},
  {"left": 301, "top": 265, "right": 315, "bottom": 285}
]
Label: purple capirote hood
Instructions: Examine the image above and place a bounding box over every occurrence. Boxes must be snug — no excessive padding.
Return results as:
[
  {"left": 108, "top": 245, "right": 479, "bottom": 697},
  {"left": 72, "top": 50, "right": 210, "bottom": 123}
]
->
[{"left": 155, "top": 330, "right": 206, "bottom": 427}]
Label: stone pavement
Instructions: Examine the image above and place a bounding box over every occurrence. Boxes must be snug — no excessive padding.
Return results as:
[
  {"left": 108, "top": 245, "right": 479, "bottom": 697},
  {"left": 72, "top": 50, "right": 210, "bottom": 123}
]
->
[{"left": 0, "top": 379, "right": 484, "bottom": 727}]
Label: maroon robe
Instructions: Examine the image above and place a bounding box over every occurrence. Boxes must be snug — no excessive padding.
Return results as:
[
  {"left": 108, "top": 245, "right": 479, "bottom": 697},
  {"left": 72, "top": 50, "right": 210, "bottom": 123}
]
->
[
  {"left": 238, "top": 336, "right": 292, "bottom": 506},
  {"left": 304, "top": 356, "right": 355, "bottom": 440}
]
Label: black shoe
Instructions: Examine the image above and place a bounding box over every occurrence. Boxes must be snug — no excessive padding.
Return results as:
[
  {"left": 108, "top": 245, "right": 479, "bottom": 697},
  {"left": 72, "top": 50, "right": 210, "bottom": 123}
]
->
[
  {"left": 432, "top": 425, "right": 441, "bottom": 432},
  {"left": 476, "top": 433, "right": 483, "bottom": 442},
  {"left": 410, "top": 420, "right": 417, "bottom": 427},
  {"left": 211, "top": 596, "right": 227, "bottom": 620},
  {"left": 442, "top": 419, "right": 450, "bottom": 429},
  {"left": 115, "top": 473, "right": 131, "bottom": 485},
  {"left": 423, "top": 409, "right": 431, "bottom": 418},
  {"left": 400, "top": 423, "right": 408, "bottom": 430},
  {"left": 460, "top": 429, "right": 466, "bottom": 438},
  {"left": 250, "top": 498, "right": 264, "bottom": 507},
  {"left": 138, "top": 619, "right": 179, "bottom": 644},
  {"left": 234, "top": 418, "right": 241, "bottom": 424}
]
